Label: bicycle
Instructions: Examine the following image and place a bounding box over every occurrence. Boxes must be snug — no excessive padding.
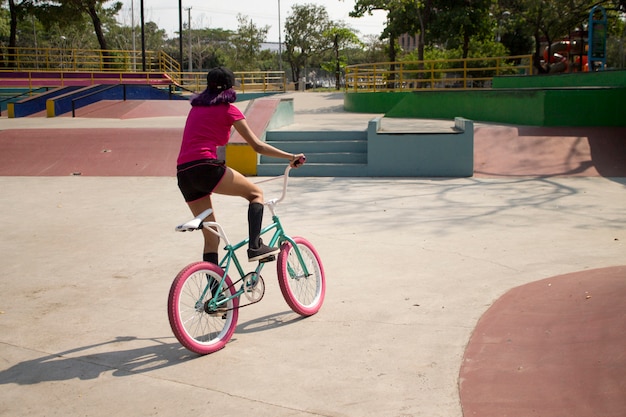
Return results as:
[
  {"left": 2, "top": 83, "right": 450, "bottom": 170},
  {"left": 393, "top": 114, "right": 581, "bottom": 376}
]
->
[{"left": 167, "top": 164, "right": 326, "bottom": 355}]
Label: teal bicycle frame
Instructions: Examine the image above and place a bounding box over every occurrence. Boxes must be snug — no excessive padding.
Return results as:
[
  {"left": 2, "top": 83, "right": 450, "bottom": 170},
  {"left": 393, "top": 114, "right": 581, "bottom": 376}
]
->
[{"left": 181, "top": 167, "right": 311, "bottom": 312}]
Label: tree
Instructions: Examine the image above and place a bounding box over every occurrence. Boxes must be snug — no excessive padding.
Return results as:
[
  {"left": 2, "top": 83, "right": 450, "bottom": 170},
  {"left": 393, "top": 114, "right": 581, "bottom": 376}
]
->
[
  {"left": 35, "top": 0, "right": 122, "bottom": 50},
  {"left": 4, "top": 0, "right": 31, "bottom": 67},
  {"left": 25, "top": 0, "right": 122, "bottom": 68},
  {"left": 322, "top": 24, "right": 363, "bottom": 89},
  {"left": 161, "top": 27, "right": 233, "bottom": 72},
  {"left": 429, "top": 0, "right": 494, "bottom": 58},
  {"left": 517, "top": 0, "right": 602, "bottom": 72},
  {"left": 349, "top": 0, "right": 429, "bottom": 87},
  {"left": 230, "top": 14, "right": 269, "bottom": 71},
  {"left": 284, "top": 3, "right": 332, "bottom": 88},
  {"left": 350, "top": 0, "right": 429, "bottom": 62}
]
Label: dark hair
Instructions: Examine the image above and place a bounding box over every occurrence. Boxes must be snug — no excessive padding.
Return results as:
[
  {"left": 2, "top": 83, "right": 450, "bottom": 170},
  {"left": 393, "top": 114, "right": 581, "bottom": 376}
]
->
[
  {"left": 191, "top": 67, "right": 237, "bottom": 106},
  {"left": 207, "top": 67, "right": 235, "bottom": 92}
]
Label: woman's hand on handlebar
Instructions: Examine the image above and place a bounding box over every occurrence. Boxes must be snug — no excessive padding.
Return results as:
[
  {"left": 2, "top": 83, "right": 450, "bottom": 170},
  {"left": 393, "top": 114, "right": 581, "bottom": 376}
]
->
[{"left": 290, "top": 153, "right": 306, "bottom": 168}]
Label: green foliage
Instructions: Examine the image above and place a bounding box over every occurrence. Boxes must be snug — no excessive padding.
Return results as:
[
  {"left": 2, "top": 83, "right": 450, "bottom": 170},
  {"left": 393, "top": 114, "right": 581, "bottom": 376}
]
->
[
  {"left": 0, "top": 8, "right": 13, "bottom": 40},
  {"left": 284, "top": 3, "right": 332, "bottom": 85},
  {"left": 229, "top": 14, "right": 270, "bottom": 71},
  {"left": 3, "top": 0, "right": 625, "bottom": 75}
]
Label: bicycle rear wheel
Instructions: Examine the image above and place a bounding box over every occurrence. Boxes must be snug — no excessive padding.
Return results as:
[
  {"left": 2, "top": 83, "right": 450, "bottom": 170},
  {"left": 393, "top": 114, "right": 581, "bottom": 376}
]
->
[
  {"left": 168, "top": 262, "right": 239, "bottom": 355},
  {"left": 277, "top": 237, "right": 325, "bottom": 316}
]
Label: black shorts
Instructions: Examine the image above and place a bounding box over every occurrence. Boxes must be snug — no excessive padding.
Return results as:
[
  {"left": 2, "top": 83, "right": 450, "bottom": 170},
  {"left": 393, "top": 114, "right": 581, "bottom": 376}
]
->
[{"left": 177, "top": 159, "right": 227, "bottom": 202}]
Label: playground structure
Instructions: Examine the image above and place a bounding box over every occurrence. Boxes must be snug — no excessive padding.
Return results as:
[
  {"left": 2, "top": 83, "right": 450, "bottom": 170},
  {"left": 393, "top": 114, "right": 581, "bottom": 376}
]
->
[
  {"left": 542, "top": 38, "right": 588, "bottom": 73},
  {"left": 541, "top": 6, "right": 608, "bottom": 74}
]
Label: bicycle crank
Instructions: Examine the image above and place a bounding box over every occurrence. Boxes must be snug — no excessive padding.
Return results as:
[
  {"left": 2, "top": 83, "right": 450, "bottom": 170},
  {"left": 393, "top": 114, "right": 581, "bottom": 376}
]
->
[{"left": 243, "top": 272, "right": 265, "bottom": 302}]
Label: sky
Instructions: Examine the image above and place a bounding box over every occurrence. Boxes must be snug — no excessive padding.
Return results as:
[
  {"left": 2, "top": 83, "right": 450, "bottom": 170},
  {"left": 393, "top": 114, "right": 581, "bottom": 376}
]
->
[{"left": 116, "top": 0, "right": 388, "bottom": 43}]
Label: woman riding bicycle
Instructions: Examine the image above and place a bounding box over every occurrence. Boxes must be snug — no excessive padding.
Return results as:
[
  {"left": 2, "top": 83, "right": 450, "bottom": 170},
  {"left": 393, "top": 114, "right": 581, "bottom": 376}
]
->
[{"left": 176, "top": 67, "right": 305, "bottom": 265}]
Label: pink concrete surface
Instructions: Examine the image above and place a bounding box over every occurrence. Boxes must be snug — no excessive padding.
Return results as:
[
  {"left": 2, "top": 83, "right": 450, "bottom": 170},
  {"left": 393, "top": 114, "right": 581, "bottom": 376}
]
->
[
  {"left": 229, "top": 98, "right": 280, "bottom": 144},
  {"left": 66, "top": 100, "right": 191, "bottom": 119},
  {"left": 0, "top": 128, "right": 181, "bottom": 176},
  {"left": 474, "top": 125, "right": 626, "bottom": 178},
  {"left": 460, "top": 266, "right": 626, "bottom": 417}
]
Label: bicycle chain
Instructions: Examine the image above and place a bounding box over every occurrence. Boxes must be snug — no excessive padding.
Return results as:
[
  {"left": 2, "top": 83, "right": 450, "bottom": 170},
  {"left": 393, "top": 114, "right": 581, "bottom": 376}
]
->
[{"left": 216, "top": 274, "right": 266, "bottom": 312}]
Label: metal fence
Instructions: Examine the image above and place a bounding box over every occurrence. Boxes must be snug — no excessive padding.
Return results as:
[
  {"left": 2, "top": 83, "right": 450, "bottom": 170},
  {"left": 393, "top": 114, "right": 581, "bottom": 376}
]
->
[
  {"left": 0, "top": 46, "right": 171, "bottom": 72},
  {"left": 178, "top": 71, "right": 287, "bottom": 94},
  {"left": 0, "top": 46, "right": 286, "bottom": 93},
  {"left": 345, "top": 55, "right": 533, "bottom": 91}
]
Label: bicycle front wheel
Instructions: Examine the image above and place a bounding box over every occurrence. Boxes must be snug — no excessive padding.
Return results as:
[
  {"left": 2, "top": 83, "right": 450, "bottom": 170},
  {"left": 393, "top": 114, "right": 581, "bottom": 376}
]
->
[
  {"left": 277, "top": 237, "right": 326, "bottom": 316},
  {"left": 168, "top": 262, "right": 239, "bottom": 355}
]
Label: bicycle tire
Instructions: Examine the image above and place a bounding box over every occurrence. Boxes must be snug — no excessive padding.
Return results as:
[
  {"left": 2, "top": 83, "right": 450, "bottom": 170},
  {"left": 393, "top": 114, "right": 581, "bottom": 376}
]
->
[
  {"left": 168, "top": 262, "right": 239, "bottom": 355},
  {"left": 277, "top": 237, "right": 326, "bottom": 316}
]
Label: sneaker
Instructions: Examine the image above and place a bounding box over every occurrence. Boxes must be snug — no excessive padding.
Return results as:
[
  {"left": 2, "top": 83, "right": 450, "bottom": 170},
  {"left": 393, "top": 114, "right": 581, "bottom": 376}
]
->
[{"left": 248, "top": 243, "right": 280, "bottom": 262}]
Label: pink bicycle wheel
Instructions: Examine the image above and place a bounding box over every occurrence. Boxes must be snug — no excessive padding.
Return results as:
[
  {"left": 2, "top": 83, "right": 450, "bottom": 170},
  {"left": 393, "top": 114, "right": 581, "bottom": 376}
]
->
[
  {"left": 168, "top": 262, "right": 239, "bottom": 355},
  {"left": 277, "top": 237, "right": 326, "bottom": 316}
]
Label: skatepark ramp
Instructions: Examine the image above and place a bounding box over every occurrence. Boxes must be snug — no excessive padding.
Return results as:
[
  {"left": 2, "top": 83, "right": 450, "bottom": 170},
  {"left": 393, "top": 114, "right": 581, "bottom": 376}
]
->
[{"left": 7, "top": 84, "right": 184, "bottom": 118}]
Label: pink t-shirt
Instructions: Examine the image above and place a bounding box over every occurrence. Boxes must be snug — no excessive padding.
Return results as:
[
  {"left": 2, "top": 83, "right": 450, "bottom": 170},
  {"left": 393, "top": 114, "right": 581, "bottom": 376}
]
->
[{"left": 177, "top": 103, "right": 245, "bottom": 165}]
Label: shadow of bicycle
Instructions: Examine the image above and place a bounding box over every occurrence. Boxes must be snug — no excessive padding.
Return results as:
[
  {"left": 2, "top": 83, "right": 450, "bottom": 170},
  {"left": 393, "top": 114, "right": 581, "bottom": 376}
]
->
[
  {"left": 236, "top": 310, "right": 306, "bottom": 334},
  {"left": 0, "top": 336, "right": 195, "bottom": 385},
  {"left": 1, "top": 311, "right": 309, "bottom": 385}
]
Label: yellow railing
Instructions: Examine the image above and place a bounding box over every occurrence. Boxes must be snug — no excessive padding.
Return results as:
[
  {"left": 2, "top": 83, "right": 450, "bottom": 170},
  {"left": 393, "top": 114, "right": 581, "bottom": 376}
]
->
[
  {"left": 345, "top": 55, "right": 533, "bottom": 91},
  {"left": 179, "top": 71, "right": 287, "bottom": 93},
  {"left": 0, "top": 46, "right": 286, "bottom": 93},
  {"left": 0, "top": 46, "right": 170, "bottom": 72}
]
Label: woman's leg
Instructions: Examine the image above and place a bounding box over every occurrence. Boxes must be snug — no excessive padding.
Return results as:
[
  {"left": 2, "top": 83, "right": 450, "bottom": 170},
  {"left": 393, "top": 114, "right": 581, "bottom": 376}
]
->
[
  {"left": 212, "top": 166, "right": 263, "bottom": 202},
  {"left": 213, "top": 167, "right": 279, "bottom": 261},
  {"left": 187, "top": 194, "right": 220, "bottom": 263}
]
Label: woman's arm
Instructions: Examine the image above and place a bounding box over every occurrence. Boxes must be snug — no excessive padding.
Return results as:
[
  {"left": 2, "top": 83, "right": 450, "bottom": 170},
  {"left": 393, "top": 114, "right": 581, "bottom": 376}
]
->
[{"left": 233, "top": 118, "right": 304, "bottom": 167}]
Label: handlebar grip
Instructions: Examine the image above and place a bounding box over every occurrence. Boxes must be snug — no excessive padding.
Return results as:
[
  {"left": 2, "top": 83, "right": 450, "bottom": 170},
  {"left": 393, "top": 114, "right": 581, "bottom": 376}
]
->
[{"left": 293, "top": 155, "right": 306, "bottom": 168}]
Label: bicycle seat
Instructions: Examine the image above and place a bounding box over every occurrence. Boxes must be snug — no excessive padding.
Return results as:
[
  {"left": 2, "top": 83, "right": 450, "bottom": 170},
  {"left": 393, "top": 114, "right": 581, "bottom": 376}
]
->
[{"left": 175, "top": 208, "right": 213, "bottom": 232}]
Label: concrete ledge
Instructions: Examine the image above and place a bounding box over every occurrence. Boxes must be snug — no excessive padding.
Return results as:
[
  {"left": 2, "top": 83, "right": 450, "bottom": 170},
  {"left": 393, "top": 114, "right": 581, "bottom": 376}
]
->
[
  {"left": 8, "top": 86, "right": 80, "bottom": 118},
  {"left": 45, "top": 84, "right": 184, "bottom": 117},
  {"left": 345, "top": 84, "right": 626, "bottom": 127},
  {"left": 367, "top": 117, "right": 474, "bottom": 177}
]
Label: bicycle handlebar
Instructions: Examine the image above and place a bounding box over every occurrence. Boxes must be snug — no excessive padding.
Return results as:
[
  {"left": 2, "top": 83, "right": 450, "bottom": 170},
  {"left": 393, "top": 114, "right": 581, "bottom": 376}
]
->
[{"left": 256, "top": 156, "right": 305, "bottom": 207}]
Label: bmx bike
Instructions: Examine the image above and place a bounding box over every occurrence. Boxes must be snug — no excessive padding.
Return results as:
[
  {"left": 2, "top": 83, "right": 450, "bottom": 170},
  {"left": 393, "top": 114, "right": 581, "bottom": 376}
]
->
[{"left": 167, "top": 164, "right": 326, "bottom": 355}]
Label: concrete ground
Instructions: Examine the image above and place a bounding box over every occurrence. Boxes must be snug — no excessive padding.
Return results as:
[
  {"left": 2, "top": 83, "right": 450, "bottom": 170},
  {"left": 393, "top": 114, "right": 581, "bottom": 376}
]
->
[{"left": 0, "top": 92, "right": 624, "bottom": 417}]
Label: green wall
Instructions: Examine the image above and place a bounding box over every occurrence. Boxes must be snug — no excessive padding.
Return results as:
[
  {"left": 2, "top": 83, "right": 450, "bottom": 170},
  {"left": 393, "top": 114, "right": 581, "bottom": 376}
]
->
[
  {"left": 383, "top": 90, "right": 546, "bottom": 126},
  {"left": 492, "top": 70, "right": 626, "bottom": 89},
  {"left": 344, "top": 70, "right": 626, "bottom": 127}
]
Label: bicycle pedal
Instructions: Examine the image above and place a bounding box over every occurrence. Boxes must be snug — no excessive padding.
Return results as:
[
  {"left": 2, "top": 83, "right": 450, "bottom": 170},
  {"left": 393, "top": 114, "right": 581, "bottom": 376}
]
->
[{"left": 259, "top": 255, "right": 276, "bottom": 263}]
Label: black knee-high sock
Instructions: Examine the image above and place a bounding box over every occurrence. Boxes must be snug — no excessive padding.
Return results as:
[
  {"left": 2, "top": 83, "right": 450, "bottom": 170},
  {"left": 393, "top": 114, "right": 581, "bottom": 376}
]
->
[
  {"left": 203, "top": 252, "right": 218, "bottom": 264},
  {"left": 248, "top": 202, "right": 264, "bottom": 249}
]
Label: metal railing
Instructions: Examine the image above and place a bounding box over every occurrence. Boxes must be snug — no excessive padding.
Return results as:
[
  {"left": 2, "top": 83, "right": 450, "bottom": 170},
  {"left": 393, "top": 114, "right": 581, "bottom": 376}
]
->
[
  {"left": 178, "top": 71, "right": 287, "bottom": 94},
  {"left": 0, "top": 46, "right": 286, "bottom": 93},
  {"left": 345, "top": 55, "right": 533, "bottom": 91},
  {"left": 0, "top": 46, "right": 171, "bottom": 72}
]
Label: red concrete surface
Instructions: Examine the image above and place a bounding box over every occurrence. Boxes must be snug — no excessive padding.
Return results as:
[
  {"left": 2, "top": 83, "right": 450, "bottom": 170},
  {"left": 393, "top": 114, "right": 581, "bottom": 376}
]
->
[
  {"left": 474, "top": 125, "right": 626, "bottom": 178},
  {"left": 460, "top": 266, "right": 626, "bottom": 417},
  {"left": 0, "top": 128, "right": 181, "bottom": 176},
  {"left": 66, "top": 100, "right": 191, "bottom": 119},
  {"left": 0, "top": 100, "right": 188, "bottom": 176},
  {"left": 229, "top": 98, "right": 280, "bottom": 144}
]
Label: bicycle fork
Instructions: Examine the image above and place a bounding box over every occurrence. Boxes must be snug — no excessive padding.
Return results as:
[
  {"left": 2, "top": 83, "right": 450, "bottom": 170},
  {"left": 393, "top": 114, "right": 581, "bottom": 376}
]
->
[{"left": 268, "top": 215, "right": 311, "bottom": 279}]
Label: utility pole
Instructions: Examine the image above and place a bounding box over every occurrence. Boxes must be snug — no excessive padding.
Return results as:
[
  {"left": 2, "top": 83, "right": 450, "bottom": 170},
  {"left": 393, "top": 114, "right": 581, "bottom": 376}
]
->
[
  {"left": 131, "top": 0, "right": 136, "bottom": 71},
  {"left": 178, "top": 0, "right": 183, "bottom": 71},
  {"left": 187, "top": 7, "right": 192, "bottom": 73},
  {"left": 278, "top": 0, "right": 282, "bottom": 71},
  {"left": 140, "top": 0, "right": 146, "bottom": 71}
]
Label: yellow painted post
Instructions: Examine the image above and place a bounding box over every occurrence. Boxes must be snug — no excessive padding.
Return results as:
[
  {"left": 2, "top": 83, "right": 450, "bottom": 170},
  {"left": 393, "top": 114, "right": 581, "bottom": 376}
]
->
[
  {"left": 225, "top": 144, "right": 257, "bottom": 176},
  {"left": 463, "top": 59, "right": 468, "bottom": 89},
  {"left": 46, "top": 99, "right": 55, "bottom": 117}
]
